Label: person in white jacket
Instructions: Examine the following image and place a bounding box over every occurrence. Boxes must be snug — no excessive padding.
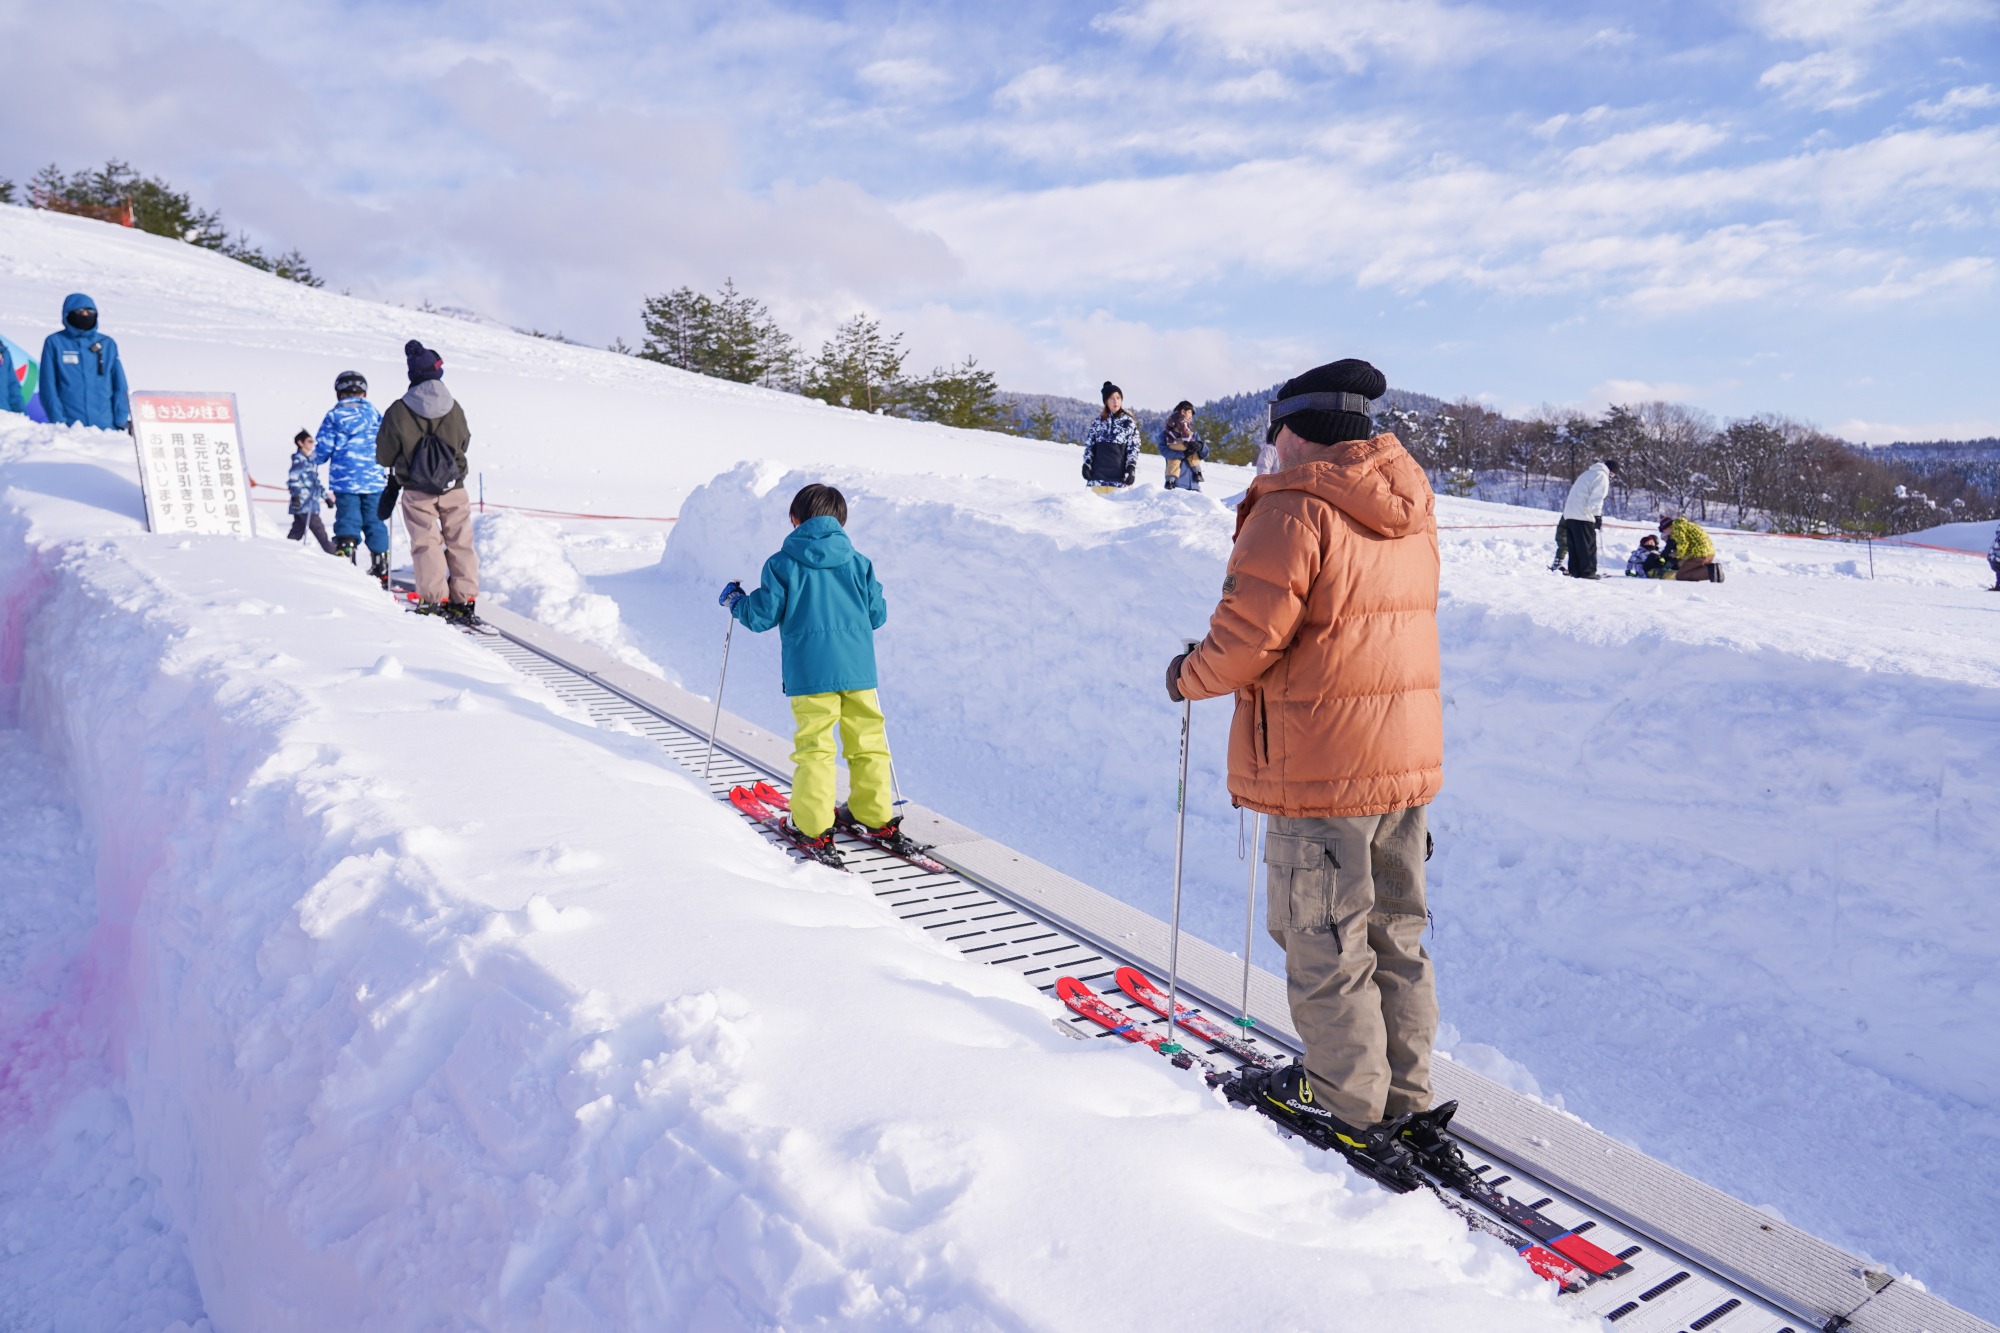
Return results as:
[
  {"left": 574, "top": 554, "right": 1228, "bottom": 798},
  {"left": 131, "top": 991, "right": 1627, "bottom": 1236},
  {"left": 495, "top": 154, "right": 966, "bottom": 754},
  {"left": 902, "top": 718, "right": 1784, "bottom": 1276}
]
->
[{"left": 1559, "top": 458, "right": 1619, "bottom": 578}]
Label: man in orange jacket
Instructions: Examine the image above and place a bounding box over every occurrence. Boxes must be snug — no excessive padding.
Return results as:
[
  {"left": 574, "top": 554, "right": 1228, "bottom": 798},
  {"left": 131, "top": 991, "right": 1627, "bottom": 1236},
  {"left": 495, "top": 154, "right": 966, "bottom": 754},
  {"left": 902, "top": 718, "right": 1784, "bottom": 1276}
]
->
[{"left": 1168, "top": 358, "right": 1461, "bottom": 1187}]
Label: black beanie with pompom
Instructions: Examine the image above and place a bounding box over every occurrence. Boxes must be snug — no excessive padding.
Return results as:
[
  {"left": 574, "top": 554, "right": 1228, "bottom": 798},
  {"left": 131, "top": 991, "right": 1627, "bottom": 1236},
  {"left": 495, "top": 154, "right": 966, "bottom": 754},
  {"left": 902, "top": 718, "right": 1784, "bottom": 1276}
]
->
[{"left": 1269, "top": 358, "right": 1386, "bottom": 446}]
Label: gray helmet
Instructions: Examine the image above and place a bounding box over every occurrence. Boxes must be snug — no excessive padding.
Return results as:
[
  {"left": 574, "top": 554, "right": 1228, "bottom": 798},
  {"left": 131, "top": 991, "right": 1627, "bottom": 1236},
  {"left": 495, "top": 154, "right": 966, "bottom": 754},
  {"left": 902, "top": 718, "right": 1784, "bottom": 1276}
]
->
[{"left": 334, "top": 370, "right": 368, "bottom": 396}]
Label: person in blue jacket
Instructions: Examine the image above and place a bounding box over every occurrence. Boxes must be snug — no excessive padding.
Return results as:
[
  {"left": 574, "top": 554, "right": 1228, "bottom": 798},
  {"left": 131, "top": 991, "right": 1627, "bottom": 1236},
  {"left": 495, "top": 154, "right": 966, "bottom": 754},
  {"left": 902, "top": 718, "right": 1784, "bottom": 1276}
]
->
[
  {"left": 313, "top": 369, "right": 393, "bottom": 585},
  {"left": 719, "top": 483, "right": 904, "bottom": 867},
  {"left": 38, "top": 294, "right": 130, "bottom": 430},
  {"left": 1, "top": 341, "right": 23, "bottom": 414}
]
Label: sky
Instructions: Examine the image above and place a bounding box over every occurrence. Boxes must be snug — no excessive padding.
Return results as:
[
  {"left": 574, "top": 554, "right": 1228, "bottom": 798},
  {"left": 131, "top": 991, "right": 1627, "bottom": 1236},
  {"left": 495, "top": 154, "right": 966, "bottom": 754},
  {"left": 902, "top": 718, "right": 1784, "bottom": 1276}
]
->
[{"left": 2, "top": 0, "right": 1996, "bottom": 440}]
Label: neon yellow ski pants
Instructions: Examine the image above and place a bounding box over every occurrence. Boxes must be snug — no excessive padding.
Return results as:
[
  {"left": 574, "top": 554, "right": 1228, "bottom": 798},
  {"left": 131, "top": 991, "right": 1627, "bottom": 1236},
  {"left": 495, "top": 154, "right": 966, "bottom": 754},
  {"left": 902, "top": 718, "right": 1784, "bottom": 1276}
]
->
[{"left": 788, "top": 689, "right": 895, "bottom": 838}]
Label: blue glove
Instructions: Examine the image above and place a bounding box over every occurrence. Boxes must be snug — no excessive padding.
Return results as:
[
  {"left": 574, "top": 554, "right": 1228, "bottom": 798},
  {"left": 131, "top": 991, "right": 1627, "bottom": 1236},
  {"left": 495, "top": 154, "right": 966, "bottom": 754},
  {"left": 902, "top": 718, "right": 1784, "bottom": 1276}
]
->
[{"left": 718, "top": 580, "right": 745, "bottom": 611}]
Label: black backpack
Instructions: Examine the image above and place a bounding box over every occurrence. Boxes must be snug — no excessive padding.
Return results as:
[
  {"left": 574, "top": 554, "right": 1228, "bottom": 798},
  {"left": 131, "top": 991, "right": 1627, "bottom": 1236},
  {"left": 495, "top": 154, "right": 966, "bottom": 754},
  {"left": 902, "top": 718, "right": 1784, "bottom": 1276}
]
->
[{"left": 404, "top": 414, "right": 465, "bottom": 495}]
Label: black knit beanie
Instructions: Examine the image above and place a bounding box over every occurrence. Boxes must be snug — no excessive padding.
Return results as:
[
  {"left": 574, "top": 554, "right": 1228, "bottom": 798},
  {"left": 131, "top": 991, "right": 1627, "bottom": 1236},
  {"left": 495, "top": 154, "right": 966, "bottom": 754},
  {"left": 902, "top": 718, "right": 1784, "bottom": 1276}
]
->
[
  {"left": 1269, "top": 358, "right": 1386, "bottom": 446},
  {"left": 405, "top": 339, "right": 444, "bottom": 384},
  {"left": 1101, "top": 380, "right": 1122, "bottom": 402}
]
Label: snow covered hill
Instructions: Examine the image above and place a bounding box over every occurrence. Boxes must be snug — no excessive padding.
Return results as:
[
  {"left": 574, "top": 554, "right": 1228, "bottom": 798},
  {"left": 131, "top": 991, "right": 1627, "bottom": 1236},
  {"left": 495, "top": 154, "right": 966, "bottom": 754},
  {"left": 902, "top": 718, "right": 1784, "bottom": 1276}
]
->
[{"left": 3, "top": 203, "right": 1998, "bottom": 1324}]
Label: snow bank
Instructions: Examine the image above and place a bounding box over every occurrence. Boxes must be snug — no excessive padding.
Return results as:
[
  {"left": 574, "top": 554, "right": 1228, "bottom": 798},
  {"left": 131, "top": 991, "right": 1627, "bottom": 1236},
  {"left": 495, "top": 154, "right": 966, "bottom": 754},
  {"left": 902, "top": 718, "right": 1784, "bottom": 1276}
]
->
[
  {"left": 0, "top": 420, "right": 1570, "bottom": 1328},
  {"left": 640, "top": 464, "right": 2000, "bottom": 1317},
  {"left": 472, "top": 510, "right": 659, "bottom": 671}
]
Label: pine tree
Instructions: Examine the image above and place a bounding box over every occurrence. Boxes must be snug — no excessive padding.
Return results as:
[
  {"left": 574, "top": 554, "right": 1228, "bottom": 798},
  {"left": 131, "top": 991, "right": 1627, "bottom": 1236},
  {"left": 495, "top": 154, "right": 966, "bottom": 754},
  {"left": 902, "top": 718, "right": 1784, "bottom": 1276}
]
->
[
  {"left": 901, "top": 357, "right": 1004, "bottom": 430},
  {"left": 804, "top": 315, "right": 906, "bottom": 413},
  {"left": 1025, "top": 399, "right": 1059, "bottom": 441},
  {"left": 639, "top": 286, "right": 715, "bottom": 372},
  {"left": 706, "top": 279, "right": 798, "bottom": 388}
]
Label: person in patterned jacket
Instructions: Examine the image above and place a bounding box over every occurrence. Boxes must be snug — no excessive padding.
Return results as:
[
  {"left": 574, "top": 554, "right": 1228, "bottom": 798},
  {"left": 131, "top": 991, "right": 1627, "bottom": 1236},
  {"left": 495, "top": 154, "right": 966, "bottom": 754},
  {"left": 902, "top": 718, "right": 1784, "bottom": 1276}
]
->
[
  {"left": 313, "top": 369, "right": 393, "bottom": 585},
  {"left": 1987, "top": 523, "right": 2000, "bottom": 592},
  {"left": 285, "top": 429, "right": 337, "bottom": 553},
  {"left": 1082, "top": 381, "right": 1141, "bottom": 492}
]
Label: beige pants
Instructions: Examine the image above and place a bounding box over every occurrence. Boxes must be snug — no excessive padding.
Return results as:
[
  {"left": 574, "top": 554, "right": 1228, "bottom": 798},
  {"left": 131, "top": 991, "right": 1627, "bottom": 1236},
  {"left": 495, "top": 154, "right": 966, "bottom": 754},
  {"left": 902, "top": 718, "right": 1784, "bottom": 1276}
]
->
[
  {"left": 1265, "top": 805, "right": 1435, "bottom": 1126},
  {"left": 400, "top": 486, "right": 479, "bottom": 605}
]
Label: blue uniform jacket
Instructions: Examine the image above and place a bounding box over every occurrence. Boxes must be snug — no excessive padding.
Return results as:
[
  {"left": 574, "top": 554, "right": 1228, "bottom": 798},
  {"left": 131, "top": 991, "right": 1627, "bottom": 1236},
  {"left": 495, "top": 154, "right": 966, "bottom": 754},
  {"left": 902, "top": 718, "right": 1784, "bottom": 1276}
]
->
[
  {"left": 287, "top": 450, "right": 325, "bottom": 515},
  {"left": 731, "top": 516, "right": 888, "bottom": 697},
  {"left": 1, "top": 343, "right": 22, "bottom": 414},
  {"left": 313, "top": 398, "right": 389, "bottom": 493},
  {"left": 38, "top": 294, "right": 129, "bottom": 429}
]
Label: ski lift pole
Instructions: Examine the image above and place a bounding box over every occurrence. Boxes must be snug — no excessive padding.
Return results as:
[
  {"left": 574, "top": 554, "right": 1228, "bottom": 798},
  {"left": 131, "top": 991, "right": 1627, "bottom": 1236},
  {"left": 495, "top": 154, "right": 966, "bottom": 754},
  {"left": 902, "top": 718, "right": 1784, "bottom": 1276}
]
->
[
  {"left": 1162, "top": 640, "right": 1197, "bottom": 1056},
  {"left": 1238, "top": 810, "right": 1261, "bottom": 1032},
  {"left": 700, "top": 612, "right": 737, "bottom": 787}
]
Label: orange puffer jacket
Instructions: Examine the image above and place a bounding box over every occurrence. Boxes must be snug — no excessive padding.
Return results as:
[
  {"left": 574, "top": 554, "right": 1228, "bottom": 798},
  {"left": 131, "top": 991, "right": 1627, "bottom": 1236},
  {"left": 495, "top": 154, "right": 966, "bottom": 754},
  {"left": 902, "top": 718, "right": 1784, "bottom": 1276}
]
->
[{"left": 1175, "top": 433, "right": 1442, "bottom": 818}]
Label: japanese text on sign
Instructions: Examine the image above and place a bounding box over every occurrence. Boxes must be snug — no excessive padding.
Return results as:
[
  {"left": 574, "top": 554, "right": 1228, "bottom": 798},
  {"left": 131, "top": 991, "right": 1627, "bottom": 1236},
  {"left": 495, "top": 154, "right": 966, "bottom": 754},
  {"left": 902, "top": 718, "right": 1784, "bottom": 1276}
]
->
[{"left": 131, "top": 391, "right": 256, "bottom": 538}]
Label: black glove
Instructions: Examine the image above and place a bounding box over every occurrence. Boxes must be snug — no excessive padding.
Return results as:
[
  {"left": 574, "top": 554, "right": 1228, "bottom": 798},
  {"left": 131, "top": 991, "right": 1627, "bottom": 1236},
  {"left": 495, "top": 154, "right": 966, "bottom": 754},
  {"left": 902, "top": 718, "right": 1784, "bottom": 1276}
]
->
[
  {"left": 377, "top": 478, "right": 401, "bottom": 521},
  {"left": 1122, "top": 466, "right": 1136, "bottom": 486},
  {"left": 323, "top": 493, "right": 335, "bottom": 510},
  {"left": 1595, "top": 515, "right": 1602, "bottom": 530},
  {"left": 1165, "top": 651, "right": 1189, "bottom": 703}
]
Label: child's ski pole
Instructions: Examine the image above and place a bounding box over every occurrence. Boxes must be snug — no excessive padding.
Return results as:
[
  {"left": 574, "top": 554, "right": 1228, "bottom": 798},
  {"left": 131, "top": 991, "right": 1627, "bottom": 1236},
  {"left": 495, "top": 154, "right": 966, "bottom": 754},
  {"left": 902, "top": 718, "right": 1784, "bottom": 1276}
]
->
[
  {"left": 1163, "top": 640, "right": 1197, "bottom": 1056},
  {"left": 701, "top": 613, "right": 736, "bottom": 786}
]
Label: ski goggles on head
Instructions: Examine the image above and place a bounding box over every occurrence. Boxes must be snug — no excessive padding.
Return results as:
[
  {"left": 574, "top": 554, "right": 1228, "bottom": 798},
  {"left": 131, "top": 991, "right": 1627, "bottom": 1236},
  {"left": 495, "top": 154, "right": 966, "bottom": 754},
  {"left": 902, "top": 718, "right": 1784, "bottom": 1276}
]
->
[{"left": 1266, "top": 390, "right": 1375, "bottom": 441}]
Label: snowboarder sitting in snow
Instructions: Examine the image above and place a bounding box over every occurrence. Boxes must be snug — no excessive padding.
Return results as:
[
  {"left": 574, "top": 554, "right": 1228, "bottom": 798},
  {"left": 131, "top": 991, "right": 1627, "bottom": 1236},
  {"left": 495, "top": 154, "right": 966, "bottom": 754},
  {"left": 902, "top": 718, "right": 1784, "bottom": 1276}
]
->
[
  {"left": 719, "top": 484, "right": 904, "bottom": 867},
  {"left": 1624, "top": 533, "right": 1663, "bottom": 578},
  {"left": 285, "top": 429, "right": 337, "bottom": 554}
]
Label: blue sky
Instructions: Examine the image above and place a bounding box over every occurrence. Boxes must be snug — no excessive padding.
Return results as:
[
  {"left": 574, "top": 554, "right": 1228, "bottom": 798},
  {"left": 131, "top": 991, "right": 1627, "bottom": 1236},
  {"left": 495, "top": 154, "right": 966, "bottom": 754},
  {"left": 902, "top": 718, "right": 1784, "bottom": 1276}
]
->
[{"left": 3, "top": 0, "right": 1996, "bottom": 438}]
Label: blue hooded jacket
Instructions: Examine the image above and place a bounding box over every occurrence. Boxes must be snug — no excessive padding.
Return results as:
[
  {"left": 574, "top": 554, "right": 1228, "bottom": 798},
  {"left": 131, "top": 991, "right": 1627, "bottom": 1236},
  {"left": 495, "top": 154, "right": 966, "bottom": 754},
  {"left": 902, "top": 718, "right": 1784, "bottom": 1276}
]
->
[
  {"left": 0, "top": 342, "right": 21, "bottom": 414},
  {"left": 313, "top": 397, "right": 389, "bottom": 493},
  {"left": 731, "top": 516, "right": 888, "bottom": 697},
  {"left": 38, "top": 293, "right": 130, "bottom": 429}
]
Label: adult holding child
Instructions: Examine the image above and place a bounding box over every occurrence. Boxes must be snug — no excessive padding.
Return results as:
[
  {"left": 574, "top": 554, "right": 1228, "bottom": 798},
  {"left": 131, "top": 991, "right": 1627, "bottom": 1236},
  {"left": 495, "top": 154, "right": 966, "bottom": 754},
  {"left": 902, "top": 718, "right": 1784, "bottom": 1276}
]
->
[
  {"left": 1160, "top": 400, "right": 1201, "bottom": 491},
  {"left": 376, "top": 340, "right": 480, "bottom": 623}
]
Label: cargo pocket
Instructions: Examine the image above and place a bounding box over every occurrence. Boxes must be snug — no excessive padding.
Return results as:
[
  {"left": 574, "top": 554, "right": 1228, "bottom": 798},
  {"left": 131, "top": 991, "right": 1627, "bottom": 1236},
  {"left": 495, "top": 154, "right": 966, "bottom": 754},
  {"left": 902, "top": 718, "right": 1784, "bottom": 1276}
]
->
[{"left": 1264, "top": 833, "right": 1336, "bottom": 935}]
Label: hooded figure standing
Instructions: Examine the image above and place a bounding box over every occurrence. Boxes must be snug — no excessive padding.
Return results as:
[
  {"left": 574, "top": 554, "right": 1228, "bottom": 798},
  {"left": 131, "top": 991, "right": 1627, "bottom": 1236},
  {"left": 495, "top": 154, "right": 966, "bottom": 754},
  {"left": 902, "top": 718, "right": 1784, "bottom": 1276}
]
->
[
  {"left": 376, "top": 340, "right": 479, "bottom": 623},
  {"left": 1167, "top": 358, "right": 1465, "bottom": 1188},
  {"left": 38, "top": 294, "right": 129, "bottom": 430},
  {"left": 1558, "top": 458, "right": 1618, "bottom": 579}
]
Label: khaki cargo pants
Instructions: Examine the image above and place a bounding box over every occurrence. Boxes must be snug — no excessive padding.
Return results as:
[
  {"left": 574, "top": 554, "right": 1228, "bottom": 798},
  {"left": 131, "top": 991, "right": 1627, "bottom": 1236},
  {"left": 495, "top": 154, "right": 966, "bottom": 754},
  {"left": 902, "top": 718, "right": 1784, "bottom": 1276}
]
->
[
  {"left": 400, "top": 486, "right": 480, "bottom": 606},
  {"left": 1265, "top": 804, "right": 1435, "bottom": 1127}
]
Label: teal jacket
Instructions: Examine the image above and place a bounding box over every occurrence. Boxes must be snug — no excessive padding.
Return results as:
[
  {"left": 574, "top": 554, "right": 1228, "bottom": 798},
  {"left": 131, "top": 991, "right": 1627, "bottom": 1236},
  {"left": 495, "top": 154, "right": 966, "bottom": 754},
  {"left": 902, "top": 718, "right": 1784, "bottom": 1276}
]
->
[{"left": 732, "top": 516, "right": 888, "bottom": 696}]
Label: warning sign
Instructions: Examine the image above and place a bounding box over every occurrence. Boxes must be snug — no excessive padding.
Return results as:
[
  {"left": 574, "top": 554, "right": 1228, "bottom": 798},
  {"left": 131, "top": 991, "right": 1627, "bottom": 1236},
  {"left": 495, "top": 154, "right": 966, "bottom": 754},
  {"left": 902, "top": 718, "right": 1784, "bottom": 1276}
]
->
[{"left": 131, "top": 391, "right": 256, "bottom": 538}]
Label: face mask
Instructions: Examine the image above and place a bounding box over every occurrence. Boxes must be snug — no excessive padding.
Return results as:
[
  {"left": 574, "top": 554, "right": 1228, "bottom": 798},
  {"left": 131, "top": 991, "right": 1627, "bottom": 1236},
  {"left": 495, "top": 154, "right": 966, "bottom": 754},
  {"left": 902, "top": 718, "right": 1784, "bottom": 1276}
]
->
[{"left": 67, "top": 309, "right": 98, "bottom": 331}]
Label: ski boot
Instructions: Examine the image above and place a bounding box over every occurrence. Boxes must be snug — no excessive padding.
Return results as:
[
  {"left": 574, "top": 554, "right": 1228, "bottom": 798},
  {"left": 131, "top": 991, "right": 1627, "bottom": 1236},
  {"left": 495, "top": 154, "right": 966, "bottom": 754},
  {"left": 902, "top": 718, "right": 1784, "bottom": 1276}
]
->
[
  {"left": 444, "top": 599, "right": 483, "bottom": 629},
  {"left": 785, "top": 822, "right": 844, "bottom": 869},
  {"left": 1397, "top": 1100, "right": 1480, "bottom": 1188},
  {"left": 368, "top": 550, "right": 391, "bottom": 590},
  {"left": 1226, "top": 1062, "right": 1426, "bottom": 1192},
  {"left": 409, "top": 599, "right": 449, "bottom": 618},
  {"left": 834, "top": 805, "right": 926, "bottom": 857},
  {"left": 335, "top": 536, "right": 360, "bottom": 564}
]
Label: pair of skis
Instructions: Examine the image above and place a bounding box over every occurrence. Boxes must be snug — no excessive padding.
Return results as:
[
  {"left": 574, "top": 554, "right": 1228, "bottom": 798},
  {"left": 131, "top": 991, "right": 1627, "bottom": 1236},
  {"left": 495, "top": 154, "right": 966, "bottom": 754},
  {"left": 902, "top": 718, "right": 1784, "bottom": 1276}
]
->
[
  {"left": 1058, "top": 967, "right": 1631, "bottom": 1294},
  {"left": 727, "top": 780, "right": 950, "bottom": 875}
]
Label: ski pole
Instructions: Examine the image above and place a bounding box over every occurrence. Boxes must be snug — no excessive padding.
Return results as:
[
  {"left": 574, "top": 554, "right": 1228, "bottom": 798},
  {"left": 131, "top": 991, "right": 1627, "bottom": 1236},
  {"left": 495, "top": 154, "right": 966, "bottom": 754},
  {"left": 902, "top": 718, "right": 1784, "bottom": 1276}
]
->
[
  {"left": 1238, "top": 810, "right": 1261, "bottom": 1032},
  {"left": 700, "top": 613, "right": 736, "bottom": 786},
  {"left": 1162, "top": 640, "right": 1197, "bottom": 1056}
]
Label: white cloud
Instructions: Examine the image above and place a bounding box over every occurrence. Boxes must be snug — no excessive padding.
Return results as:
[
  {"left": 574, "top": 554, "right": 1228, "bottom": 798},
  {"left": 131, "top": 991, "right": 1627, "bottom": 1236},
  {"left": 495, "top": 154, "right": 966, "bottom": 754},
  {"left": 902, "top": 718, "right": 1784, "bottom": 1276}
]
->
[
  {"left": 1911, "top": 83, "right": 2000, "bottom": 119},
  {"left": 1593, "top": 378, "right": 1703, "bottom": 403},
  {"left": 1843, "top": 255, "right": 1997, "bottom": 304},
  {"left": 1742, "top": 0, "right": 1993, "bottom": 43},
  {"left": 1759, "top": 51, "right": 1873, "bottom": 109},
  {"left": 1096, "top": 0, "right": 1515, "bottom": 72},
  {"left": 858, "top": 58, "right": 952, "bottom": 97},
  {"left": 1564, "top": 122, "right": 1730, "bottom": 173}
]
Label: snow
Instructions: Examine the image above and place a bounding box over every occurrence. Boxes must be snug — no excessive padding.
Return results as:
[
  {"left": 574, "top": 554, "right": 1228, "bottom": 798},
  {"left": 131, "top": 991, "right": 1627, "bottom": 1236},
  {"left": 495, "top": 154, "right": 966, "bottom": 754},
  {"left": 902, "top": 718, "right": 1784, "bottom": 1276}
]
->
[
  {"left": 1902, "top": 516, "right": 2000, "bottom": 555},
  {"left": 3, "top": 201, "right": 1998, "bottom": 1323}
]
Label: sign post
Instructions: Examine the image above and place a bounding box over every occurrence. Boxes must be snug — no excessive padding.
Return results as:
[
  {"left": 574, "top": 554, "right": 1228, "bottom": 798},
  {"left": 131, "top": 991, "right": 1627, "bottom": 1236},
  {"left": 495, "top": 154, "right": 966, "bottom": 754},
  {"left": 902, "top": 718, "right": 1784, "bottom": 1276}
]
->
[{"left": 130, "top": 391, "right": 256, "bottom": 538}]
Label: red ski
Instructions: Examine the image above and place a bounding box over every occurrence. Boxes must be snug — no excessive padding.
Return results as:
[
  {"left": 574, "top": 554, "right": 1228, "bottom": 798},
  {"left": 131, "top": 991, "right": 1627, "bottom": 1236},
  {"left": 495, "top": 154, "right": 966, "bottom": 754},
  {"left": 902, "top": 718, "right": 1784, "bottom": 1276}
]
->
[
  {"left": 1055, "top": 976, "right": 1213, "bottom": 1074},
  {"left": 728, "top": 785, "right": 844, "bottom": 868},
  {"left": 1115, "top": 966, "right": 1277, "bottom": 1069},
  {"left": 747, "top": 781, "right": 952, "bottom": 875}
]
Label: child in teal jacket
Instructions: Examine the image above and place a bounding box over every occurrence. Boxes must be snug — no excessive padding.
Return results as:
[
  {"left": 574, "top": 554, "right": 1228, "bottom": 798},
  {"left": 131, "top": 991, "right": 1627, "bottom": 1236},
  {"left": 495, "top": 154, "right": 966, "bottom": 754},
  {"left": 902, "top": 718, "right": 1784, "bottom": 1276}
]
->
[{"left": 722, "top": 484, "right": 898, "bottom": 860}]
